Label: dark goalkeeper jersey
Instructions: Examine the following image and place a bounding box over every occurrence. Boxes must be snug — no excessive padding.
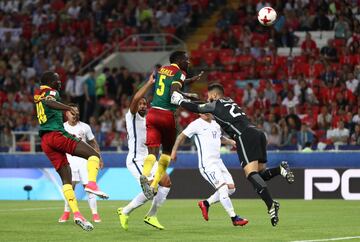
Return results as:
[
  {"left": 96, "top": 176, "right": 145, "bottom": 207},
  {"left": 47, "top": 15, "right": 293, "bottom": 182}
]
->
[{"left": 181, "top": 98, "right": 254, "bottom": 138}]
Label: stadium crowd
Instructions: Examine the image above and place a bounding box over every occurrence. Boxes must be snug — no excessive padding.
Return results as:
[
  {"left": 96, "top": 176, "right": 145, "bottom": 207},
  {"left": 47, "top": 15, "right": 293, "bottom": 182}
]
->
[
  {"left": 0, "top": 0, "right": 214, "bottom": 151},
  {"left": 1, "top": 0, "right": 360, "bottom": 152},
  {"left": 190, "top": 0, "right": 360, "bottom": 150}
]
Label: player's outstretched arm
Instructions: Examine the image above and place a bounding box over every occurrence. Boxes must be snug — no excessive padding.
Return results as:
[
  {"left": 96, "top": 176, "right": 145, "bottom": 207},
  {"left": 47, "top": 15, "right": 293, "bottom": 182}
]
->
[
  {"left": 185, "top": 71, "right": 204, "bottom": 83},
  {"left": 179, "top": 71, "right": 204, "bottom": 100},
  {"left": 43, "top": 98, "right": 77, "bottom": 114},
  {"left": 129, "top": 73, "right": 155, "bottom": 114},
  {"left": 221, "top": 136, "right": 237, "bottom": 148},
  {"left": 171, "top": 92, "right": 216, "bottom": 114},
  {"left": 170, "top": 133, "right": 187, "bottom": 161}
]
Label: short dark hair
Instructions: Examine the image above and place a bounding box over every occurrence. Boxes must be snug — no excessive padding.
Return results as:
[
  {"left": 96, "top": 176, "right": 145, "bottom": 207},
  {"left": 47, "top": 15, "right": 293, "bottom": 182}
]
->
[
  {"left": 169, "top": 51, "right": 186, "bottom": 64},
  {"left": 208, "top": 83, "right": 224, "bottom": 95},
  {"left": 40, "top": 71, "right": 57, "bottom": 85}
]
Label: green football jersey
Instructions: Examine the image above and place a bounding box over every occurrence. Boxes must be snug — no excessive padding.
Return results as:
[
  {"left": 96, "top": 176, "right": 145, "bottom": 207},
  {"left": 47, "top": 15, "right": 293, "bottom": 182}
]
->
[
  {"left": 34, "top": 86, "right": 65, "bottom": 136},
  {"left": 151, "top": 64, "right": 186, "bottom": 111}
]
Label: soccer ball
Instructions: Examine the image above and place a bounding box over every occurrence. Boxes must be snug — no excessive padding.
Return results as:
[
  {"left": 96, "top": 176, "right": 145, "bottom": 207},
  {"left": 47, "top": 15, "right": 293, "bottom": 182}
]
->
[{"left": 258, "top": 7, "right": 277, "bottom": 26}]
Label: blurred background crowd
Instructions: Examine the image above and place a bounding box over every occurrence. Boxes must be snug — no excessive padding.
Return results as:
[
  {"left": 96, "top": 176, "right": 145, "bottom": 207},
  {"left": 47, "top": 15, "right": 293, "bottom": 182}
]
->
[{"left": 1, "top": 0, "right": 360, "bottom": 152}]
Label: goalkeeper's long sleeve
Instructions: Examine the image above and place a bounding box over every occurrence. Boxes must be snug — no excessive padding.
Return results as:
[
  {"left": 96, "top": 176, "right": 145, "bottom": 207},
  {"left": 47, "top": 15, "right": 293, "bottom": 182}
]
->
[{"left": 180, "top": 100, "right": 216, "bottom": 114}]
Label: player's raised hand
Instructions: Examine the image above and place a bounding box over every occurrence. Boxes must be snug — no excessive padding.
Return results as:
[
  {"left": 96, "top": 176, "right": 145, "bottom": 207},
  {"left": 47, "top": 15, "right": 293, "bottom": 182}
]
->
[
  {"left": 170, "top": 150, "right": 177, "bottom": 162},
  {"left": 148, "top": 71, "right": 156, "bottom": 84},
  {"left": 230, "top": 139, "right": 237, "bottom": 148},
  {"left": 171, "top": 91, "right": 186, "bottom": 105},
  {"left": 186, "top": 93, "right": 200, "bottom": 100},
  {"left": 186, "top": 71, "right": 204, "bottom": 83},
  {"left": 69, "top": 106, "right": 78, "bottom": 116}
]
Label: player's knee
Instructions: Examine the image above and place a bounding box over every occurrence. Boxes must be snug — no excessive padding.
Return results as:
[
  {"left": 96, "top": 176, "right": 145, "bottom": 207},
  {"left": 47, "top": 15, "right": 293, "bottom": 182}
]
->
[
  {"left": 159, "top": 174, "right": 172, "bottom": 187},
  {"left": 218, "top": 184, "right": 229, "bottom": 198},
  {"left": 228, "top": 187, "right": 236, "bottom": 196},
  {"left": 227, "top": 184, "right": 235, "bottom": 189},
  {"left": 90, "top": 150, "right": 100, "bottom": 159}
]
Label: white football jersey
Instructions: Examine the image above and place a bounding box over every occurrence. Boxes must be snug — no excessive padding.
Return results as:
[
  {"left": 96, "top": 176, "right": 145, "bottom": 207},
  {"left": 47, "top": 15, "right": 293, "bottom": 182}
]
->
[
  {"left": 125, "top": 109, "right": 148, "bottom": 164},
  {"left": 64, "top": 121, "right": 95, "bottom": 164},
  {"left": 183, "top": 118, "right": 222, "bottom": 168}
]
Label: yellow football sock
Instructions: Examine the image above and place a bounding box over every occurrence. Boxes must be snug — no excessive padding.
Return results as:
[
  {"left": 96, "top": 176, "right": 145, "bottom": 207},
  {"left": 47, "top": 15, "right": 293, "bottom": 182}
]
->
[
  {"left": 63, "top": 184, "right": 79, "bottom": 213},
  {"left": 142, "top": 154, "right": 156, "bottom": 177},
  {"left": 88, "top": 156, "right": 100, "bottom": 182},
  {"left": 151, "top": 154, "right": 171, "bottom": 189}
]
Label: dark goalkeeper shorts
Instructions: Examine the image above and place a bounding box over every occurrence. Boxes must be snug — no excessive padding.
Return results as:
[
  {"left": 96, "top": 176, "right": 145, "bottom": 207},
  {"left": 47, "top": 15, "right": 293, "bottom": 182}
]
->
[{"left": 235, "top": 127, "right": 267, "bottom": 168}]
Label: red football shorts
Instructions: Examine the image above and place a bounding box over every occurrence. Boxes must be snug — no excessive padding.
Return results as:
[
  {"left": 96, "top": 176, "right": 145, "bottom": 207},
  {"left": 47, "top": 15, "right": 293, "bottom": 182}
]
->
[
  {"left": 146, "top": 108, "right": 176, "bottom": 153},
  {"left": 41, "top": 131, "right": 80, "bottom": 170}
]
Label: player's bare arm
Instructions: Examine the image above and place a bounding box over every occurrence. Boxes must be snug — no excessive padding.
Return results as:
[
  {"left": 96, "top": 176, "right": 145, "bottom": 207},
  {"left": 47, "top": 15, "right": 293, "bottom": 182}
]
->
[
  {"left": 170, "top": 133, "right": 187, "bottom": 161},
  {"left": 171, "top": 82, "right": 200, "bottom": 100},
  {"left": 43, "top": 98, "right": 77, "bottom": 115},
  {"left": 88, "top": 139, "right": 103, "bottom": 169},
  {"left": 129, "top": 73, "right": 155, "bottom": 114},
  {"left": 185, "top": 71, "right": 204, "bottom": 83},
  {"left": 221, "top": 136, "right": 237, "bottom": 148}
]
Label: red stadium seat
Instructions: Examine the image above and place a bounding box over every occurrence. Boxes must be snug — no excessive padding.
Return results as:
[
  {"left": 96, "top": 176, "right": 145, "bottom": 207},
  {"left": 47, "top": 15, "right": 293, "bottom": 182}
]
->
[
  {"left": 231, "top": 25, "right": 242, "bottom": 40},
  {"left": 333, "top": 38, "right": 346, "bottom": 47},
  {"left": 339, "top": 55, "right": 354, "bottom": 65},
  {"left": 199, "top": 41, "right": 212, "bottom": 50},
  {"left": 164, "top": 27, "right": 177, "bottom": 44},
  {"left": 191, "top": 50, "right": 202, "bottom": 66},
  {"left": 275, "top": 56, "right": 287, "bottom": 67},
  {"left": 233, "top": 72, "right": 247, "bottom": 81},
  {"left": 204, "top": 50, "right": 218, "bottom": 66},
  {"left": 219, "top": 49, "right": 234, "bottom": 60},
  {"left": 219, "top": 72, "right": 233, "bottom": 84},
  {"left": 293, "top": 56, "right": 306, "bottom": 64},
  {"left": 353, "top": 54, "right": 360, "bottom": 65},
  {"left": 315, "top": 130, "right": 326, "bottom": 139}
]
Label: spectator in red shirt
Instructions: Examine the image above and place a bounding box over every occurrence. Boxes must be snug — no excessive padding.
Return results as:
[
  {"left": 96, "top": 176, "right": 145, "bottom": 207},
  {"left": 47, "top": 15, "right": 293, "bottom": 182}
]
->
[
  {"left": 87, "top": 37, "right": 104, "bottom": 58},
  {"left": 211, "top": 27, "right": 225, "bottom": 49},
  {"left": 301, "top": 32, "right": 317, "bottom": 56},
  {"left": 253, "top": 90, "right": 271, "bottom": 111}
]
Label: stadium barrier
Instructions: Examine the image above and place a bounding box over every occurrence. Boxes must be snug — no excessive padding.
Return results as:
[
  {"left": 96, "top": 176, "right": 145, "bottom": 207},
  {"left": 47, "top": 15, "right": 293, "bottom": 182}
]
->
[
  {"left": 0, "top": 152, "right": 359, "bottom": 200},
  {"left": 1, "top": 151, "right": 360, "bottom": 168}
]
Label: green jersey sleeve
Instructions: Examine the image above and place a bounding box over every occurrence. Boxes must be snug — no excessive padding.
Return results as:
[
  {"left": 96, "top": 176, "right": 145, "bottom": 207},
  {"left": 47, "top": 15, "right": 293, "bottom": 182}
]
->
[{"left": 171, "top": 70, "right": 186, "bottom": 88}]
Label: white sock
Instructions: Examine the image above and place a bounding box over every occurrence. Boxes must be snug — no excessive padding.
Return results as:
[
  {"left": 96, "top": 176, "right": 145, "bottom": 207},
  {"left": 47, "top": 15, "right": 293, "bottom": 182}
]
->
[
  {"left": 123, "top": 192, "right": 148, "bottom": 215},
  {"left": 64, "top": 200, "right": 70, "bottom": 212},
  {"left": 207, "top": 187, "right": 236, "bottom": 205},
  {"left": 207, "top": 191, "right": 220, "bottom": 205},
  {"left": 147, "top": 186, "right": 170, "bottom": 217},
  {"left": 218, "top": 185, "right": 236, "bottom": 217},
  {"left": 87, "top": 192, "right": 98, "bottom": 214}
]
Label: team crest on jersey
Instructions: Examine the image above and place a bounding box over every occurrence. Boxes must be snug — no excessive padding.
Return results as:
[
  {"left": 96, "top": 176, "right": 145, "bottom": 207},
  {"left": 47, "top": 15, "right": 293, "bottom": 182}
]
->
[{"left": 180, "top": 74, "right": 185, "bottom": 81}]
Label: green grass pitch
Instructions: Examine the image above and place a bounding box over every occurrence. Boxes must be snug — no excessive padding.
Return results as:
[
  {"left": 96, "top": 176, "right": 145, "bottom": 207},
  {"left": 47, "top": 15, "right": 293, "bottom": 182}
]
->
[{"left": 0, "top": 200, "right": 358, "bottom": 242}]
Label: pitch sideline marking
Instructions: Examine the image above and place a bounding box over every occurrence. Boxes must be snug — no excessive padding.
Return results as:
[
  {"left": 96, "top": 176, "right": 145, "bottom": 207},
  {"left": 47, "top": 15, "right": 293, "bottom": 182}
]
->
[
  {"left": 291, "top": 236, "right": 360, "bottom": 242},
  {"left": 0, "top": 204, "right": 117, "bottom": 213},
  {"left": 0, "top": 207, "right": 60, "bottom": 212}
]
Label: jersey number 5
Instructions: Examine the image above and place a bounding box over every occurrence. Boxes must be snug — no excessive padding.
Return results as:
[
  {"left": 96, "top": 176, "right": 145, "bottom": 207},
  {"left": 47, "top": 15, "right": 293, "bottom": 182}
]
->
[
  {"left": 156, "top": 74, "right": 166, "bottom": 96},
  {"left": 36, "top": 102, "right": 47, "bottom": 124},
  {"left": 224, "top": 103, "right": 245, "bottom": 117}
]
